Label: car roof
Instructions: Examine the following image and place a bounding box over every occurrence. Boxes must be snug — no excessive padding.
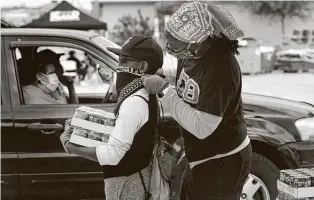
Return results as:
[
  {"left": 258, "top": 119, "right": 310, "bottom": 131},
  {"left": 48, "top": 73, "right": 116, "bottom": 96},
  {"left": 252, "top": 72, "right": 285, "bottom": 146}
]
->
[
  {"left": 1, "top": 28, "right": 98, "bottom": 40},
  {"left": 1, "top": 28, "right": 120, "bottom": 60}
]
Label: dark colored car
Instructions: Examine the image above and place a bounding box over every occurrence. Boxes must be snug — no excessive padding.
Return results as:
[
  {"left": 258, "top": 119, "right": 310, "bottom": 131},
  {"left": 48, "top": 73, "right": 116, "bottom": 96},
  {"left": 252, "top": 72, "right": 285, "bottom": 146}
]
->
[{"left": 1, "top": 28, "right": 314, "bottom": 200}]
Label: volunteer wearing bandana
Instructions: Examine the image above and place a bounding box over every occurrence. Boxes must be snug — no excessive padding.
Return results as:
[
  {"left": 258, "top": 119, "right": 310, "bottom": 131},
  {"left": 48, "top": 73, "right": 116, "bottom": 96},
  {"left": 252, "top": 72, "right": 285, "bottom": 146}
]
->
[
  {"left": 142, "top": 2, "right": 252, "bottom": 200},
  {"left": 23, "top": 49, "right": 78, "bottom": 104},
  {"left": 60, "top": 36, "right": 163, "bottom": 200}
]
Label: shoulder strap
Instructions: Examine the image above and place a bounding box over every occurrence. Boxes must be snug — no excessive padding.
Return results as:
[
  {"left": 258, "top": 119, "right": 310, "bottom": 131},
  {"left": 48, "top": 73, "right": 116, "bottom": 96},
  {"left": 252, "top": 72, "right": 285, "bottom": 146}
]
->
[
  {"left": 133, "top": 95, "right": 149, "bottom": 103},
  {"left": 139, "top": 171, "right": 150, "bottom": 200},
  {"left": 134, "top": 94, "right": 155, "bottom": 199},
  {"left": 134, "top": 95, "right": 159, "bottom": 128},
  {"left": 134, "top": 94, "right": 163, "bottom": 148}
]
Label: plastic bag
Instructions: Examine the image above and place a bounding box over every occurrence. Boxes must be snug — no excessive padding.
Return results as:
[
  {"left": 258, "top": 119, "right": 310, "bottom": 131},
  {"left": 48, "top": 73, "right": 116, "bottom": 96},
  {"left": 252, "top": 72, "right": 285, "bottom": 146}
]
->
[{"left": 149, "top": 144, "right": 171, "bottom": 200}]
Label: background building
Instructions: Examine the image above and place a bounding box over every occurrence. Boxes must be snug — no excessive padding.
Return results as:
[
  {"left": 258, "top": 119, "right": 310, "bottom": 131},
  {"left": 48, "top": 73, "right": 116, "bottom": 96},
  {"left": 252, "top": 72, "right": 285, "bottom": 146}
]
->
[
  {"left": 91, "top": 0, "right": 314, "bottom": 46},
  {"left": 1, "top": 1, "right": 58, "bottom": 26},
  {"left": 91, "top": 0, "right": 157, "bottom": 42}
]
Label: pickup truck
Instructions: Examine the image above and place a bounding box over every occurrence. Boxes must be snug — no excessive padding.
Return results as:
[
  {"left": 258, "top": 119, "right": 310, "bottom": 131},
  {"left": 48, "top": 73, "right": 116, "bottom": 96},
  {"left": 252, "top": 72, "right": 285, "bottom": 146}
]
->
[{"left": 2, "top": 28, "right": 314, "bottom": 200}]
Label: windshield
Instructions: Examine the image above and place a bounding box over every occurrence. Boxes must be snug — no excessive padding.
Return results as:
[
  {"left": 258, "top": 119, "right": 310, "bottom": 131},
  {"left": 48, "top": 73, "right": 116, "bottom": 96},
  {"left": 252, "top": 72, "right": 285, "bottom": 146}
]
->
[{"left": 90, "top": 35, "right": 120, "bottom": 60}]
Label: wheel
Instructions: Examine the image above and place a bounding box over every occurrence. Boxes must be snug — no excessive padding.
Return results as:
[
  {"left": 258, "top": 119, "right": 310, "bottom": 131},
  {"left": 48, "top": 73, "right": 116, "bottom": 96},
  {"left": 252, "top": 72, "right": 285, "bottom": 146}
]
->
[{"left": 241, "top": 153, "right": 279, "bottom": 200}]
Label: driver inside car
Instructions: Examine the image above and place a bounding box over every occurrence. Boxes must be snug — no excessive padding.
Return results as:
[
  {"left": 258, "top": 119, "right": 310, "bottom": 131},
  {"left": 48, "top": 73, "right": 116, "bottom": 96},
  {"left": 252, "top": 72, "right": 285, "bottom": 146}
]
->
[{"left": 23, "top": 49, "right": 78, "bottom": 104}]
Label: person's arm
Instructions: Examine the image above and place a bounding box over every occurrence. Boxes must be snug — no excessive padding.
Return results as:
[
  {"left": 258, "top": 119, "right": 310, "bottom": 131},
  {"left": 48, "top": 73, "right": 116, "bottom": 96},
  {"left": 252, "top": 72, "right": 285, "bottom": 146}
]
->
[
  {"left": 62, "top": 96, "right": 148, "bottom": 165},
  {"left": 61, "top": 76, "right": 79, "bottom": 104},
  {"left": 60, "top": 118, "right": 97, "bottom": 161},
  {"left": 68, "top": 142, "right": 98, "bottom": 162},
  {"left": 160, "top": 88, "right": 223, "bottom": 139},
  {"left": 160, "top": 69, "right": 234, "bottom": 140},
  {"left": 141, "top": 71, "right": 233, "bottom": 139},
  {"left": 66, "top": 83, "right": 79, "bottom": 104},
  {"left": 96, "top": 96, "right": 148, "bottom": 165}
]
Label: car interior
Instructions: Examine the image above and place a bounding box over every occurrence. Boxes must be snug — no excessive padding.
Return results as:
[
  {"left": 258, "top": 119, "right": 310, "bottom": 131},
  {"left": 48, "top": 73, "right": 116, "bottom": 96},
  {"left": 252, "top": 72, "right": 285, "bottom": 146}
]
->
[{"left": 14, "top": 46, "right": 117, "bottom": 105}]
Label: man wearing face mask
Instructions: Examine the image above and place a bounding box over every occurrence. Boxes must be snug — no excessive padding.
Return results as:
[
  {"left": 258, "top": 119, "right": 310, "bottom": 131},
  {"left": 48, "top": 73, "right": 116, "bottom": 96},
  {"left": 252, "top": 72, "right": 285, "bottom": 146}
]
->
[
  {"left": 60, "top": 36, "right": 164, "bottom": 200},
  {"left": 142, "top": 2, "right": 252, "bottom": 200},
  {"left": 23, "top": 49, "right": 78, "bottom": 104}
]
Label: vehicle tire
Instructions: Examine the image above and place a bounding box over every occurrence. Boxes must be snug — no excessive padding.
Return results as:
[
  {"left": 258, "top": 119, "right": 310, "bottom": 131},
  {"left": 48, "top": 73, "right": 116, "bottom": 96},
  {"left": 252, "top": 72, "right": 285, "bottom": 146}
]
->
[{"left": 247, "top": 153, "right": 280, "bottom": 200}]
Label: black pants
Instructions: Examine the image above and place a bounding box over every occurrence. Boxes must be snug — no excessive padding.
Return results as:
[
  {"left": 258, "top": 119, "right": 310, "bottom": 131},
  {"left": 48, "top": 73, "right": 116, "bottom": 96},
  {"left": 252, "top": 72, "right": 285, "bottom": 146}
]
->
[{"left": 180, "top": 144, "right": 252, "bottom": 200}]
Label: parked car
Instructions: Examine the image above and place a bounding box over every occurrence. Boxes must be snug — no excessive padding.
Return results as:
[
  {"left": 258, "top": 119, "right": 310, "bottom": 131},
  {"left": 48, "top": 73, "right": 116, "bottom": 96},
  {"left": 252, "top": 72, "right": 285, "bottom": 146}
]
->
[
  {"left": 1, "top": 28, "right": 314, "bottom": 200},
  {"left": 274, "top": 49, "right": 314, "bottom": 72}
]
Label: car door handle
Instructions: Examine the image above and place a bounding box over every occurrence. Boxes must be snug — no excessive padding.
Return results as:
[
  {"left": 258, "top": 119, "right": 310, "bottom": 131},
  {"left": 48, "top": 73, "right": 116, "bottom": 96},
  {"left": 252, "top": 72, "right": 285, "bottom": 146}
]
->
[
  {"left": 31, "top": 178, "right": 103, "bottom": 184},
  {"left": 28, "top": 123, "right": 63, "bottom": 135}
]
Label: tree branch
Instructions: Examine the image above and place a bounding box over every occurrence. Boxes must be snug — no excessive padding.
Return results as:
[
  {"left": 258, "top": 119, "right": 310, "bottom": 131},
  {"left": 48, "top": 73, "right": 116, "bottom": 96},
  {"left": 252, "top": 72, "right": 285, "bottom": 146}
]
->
[{"left": 243, "top": 1, "right": 310, "bottom": 35}]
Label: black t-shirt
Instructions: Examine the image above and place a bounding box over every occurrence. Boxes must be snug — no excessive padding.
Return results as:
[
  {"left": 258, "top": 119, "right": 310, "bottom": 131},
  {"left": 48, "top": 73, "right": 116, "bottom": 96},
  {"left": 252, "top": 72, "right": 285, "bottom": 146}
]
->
[{"left": 176, "top": 46, "right": 246, "bottom": 161}]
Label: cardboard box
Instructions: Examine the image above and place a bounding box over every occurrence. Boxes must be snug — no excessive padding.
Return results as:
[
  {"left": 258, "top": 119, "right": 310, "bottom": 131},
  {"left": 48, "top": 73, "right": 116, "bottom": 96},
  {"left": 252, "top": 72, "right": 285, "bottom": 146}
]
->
[
  {"left": 69, "top": 106, "right": 116, "bottom": 147},
  {"left": 277, "top": 180, "right": 314, "bottom": 199},
  {"left": 278, "top": 191, "right": 314, "bottom": 200}
]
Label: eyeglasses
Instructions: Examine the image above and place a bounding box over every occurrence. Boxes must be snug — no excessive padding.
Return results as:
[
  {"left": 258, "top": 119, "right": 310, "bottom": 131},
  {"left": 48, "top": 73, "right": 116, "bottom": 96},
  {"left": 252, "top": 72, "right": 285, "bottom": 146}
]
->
[
  {"left": 119, "top": 56, "right": 138, "bottom": 65},
  {"left": 117, "top": 56, "right": 142, "bottom": 75},
  {"left": 116, "top": 66, "right": 141, "bottom": 74}
]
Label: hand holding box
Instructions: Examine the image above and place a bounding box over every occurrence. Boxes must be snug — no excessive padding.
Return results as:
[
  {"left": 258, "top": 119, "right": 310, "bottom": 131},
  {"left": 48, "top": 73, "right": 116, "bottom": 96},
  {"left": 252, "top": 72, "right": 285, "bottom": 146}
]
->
[{"left": 69, "top": 106, "right": 116, "bottom": 147}]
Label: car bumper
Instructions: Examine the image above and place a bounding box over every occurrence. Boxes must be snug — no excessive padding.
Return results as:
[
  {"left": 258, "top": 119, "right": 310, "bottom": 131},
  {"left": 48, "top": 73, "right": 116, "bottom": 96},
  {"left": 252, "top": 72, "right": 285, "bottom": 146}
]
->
[{"left": 283, "top": 141, "right": 314, "bottom": 168}]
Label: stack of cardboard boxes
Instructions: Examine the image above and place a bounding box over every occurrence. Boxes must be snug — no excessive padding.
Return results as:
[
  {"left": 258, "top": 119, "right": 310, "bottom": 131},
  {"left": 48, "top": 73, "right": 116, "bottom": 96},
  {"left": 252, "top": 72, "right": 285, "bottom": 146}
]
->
[
  {"left": 277, "top": 168, "right": 314, "bottom": 200},
  {"left": 69, "top": 106, "right": 116, "bottom": 147}
]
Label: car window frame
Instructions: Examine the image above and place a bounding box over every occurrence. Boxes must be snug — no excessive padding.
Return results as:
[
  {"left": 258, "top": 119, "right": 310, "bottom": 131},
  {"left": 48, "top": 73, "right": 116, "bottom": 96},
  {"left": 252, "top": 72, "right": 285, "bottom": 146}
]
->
[
  {"left": 10, "top": 41, "right": 116, "bottom": 71},
  {"left": 4, "top": 36, "right": 118, "bottom": 113},
  {"left": 1, "top": 37, "right": 12, "bottom": 109}
]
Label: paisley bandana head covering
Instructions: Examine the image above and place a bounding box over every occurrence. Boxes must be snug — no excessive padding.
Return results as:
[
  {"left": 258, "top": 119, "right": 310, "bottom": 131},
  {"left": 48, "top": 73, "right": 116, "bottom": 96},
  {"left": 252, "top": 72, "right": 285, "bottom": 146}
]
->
[{"left": 166, "top": 1, "right": 244, "bottom": 43}]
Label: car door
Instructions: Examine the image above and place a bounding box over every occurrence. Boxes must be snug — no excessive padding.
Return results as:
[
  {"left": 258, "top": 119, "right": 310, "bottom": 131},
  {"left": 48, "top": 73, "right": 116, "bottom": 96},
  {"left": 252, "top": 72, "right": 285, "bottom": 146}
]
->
[
  {"left": 4, "top": 36, "right": 117, "bottom": 200},
  {"left": 1, "top": 37, "right": 19, "bottom": 200}
]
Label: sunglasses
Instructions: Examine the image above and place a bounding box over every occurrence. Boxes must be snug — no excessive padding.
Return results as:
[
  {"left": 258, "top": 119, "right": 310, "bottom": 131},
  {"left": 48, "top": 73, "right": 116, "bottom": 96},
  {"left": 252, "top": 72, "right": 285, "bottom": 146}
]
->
[{"left": 116, "top": 66, "right": 141, "bottom": 74}]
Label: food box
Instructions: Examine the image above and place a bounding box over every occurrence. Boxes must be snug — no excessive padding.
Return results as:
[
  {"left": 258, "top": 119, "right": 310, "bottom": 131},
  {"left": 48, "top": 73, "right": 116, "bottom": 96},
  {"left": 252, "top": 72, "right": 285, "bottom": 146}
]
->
[
  {"left": 278, "top": 168, "right": 314, "bottom": 199},
  {"left": 277, "top": 191, "right": 314, "bottom": 200},
  {"left": 69, "top": 106, "right": 116, "bottom": 147}
]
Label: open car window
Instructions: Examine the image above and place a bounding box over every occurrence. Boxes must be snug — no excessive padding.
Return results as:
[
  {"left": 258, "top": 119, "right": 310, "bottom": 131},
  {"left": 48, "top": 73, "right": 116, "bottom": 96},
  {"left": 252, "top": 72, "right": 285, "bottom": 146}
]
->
[{"left": 14, "top": 45, "right": 117, "bottom": 105}]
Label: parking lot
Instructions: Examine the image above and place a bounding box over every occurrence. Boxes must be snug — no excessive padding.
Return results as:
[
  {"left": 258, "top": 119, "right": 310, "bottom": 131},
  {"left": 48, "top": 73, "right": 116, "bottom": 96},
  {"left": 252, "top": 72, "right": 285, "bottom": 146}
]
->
[{"left": 242, "top": 71, "right": 314, "bottom": 105}]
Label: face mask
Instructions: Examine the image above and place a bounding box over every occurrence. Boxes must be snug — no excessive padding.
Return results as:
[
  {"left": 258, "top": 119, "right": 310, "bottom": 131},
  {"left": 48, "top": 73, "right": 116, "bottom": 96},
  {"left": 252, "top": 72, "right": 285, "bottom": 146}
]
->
[
  {"left": 37, "top": 73, "right": 60, "bottom": 92},
  {"left": 115, "top": 70, "right": 141, "bottom": 97}
]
